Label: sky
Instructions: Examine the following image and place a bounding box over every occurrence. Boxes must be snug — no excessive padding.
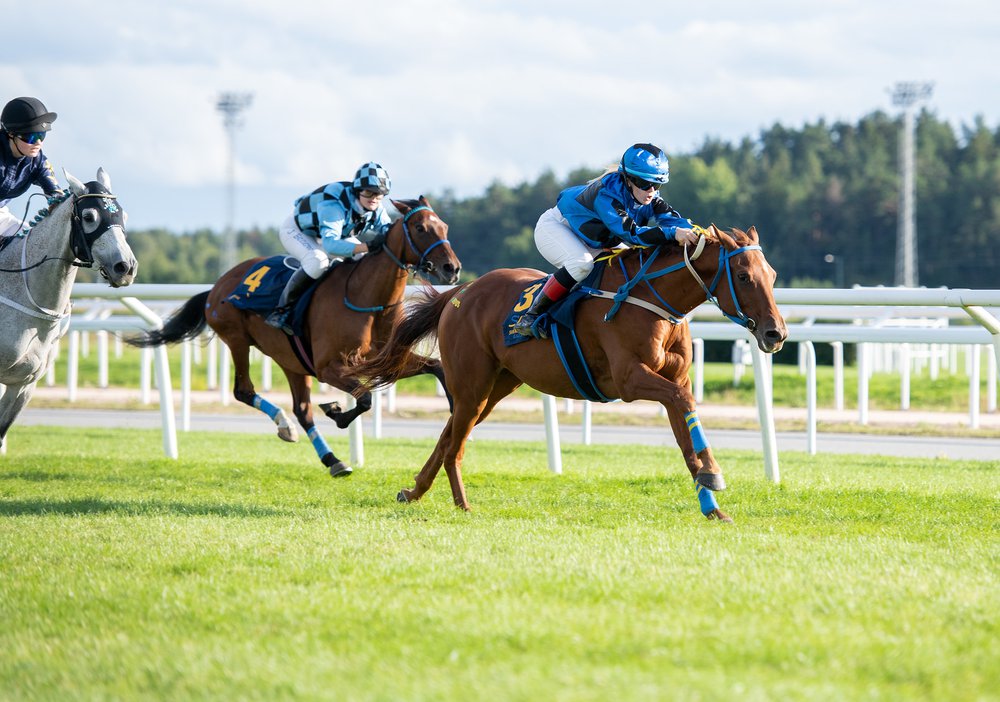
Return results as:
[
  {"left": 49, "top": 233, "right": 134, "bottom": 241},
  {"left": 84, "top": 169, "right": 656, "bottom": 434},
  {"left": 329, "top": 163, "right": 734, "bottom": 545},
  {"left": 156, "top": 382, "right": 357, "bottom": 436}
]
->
[{"left": 4, "top": 0, "right": 998, "bottom": 233}]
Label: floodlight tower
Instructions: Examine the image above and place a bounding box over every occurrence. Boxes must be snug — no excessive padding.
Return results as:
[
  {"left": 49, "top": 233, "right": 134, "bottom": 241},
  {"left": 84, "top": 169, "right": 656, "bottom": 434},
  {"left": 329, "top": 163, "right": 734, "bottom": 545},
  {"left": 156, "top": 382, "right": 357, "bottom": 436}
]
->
[
  {"left": 889, "top": 81, "right": 933, "bottom": 287},
  {"left": 216, "top": 92, "right": 254, "bottom": 274}
]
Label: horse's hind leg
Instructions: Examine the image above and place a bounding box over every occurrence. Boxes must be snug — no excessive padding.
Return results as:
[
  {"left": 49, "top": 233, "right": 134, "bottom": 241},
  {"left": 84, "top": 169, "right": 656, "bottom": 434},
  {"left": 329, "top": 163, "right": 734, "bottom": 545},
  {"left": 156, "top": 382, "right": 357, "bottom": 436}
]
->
[
  {"left": 285, "top": 369, "right": 352, "bottom": 478},
  {"left": 224, "top": 335, "right": 298, "bottom": 442},
  {"left": 0, "top": 381, "right": 36, "bottom": 456}
]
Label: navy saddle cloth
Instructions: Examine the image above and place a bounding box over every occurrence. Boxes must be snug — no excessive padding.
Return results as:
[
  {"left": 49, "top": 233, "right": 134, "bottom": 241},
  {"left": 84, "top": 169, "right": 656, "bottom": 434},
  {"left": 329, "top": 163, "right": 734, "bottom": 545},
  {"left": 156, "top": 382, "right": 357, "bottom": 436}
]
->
[{"left": 226, "top": 256, "right": 322, "bottom": 337}]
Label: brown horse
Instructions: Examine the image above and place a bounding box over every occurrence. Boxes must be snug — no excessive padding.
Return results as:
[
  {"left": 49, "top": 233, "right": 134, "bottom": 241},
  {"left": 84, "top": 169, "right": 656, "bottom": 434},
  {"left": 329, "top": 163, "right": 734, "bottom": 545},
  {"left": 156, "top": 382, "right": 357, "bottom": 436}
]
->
[
  {"left": 129, "top": 197, "right": 461, "bottom": 476},
  {"left": 350, "top": 225, "right": 786, "bottom": 520}
]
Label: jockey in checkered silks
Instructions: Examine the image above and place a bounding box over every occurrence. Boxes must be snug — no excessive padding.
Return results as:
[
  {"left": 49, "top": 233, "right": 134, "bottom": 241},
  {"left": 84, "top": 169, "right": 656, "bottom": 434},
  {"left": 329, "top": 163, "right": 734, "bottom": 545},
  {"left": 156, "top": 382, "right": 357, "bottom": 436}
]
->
[
  {"left": 511, "top": 143, "right": 702, "bottom": 339},
  {"left": 266, "top": 162, "right": 394, "bottom": 334}
]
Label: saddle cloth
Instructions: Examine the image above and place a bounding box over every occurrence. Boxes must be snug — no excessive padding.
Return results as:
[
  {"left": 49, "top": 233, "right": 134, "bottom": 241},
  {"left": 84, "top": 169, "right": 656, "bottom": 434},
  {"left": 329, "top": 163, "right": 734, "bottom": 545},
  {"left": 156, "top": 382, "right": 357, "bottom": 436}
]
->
[{"left": 226, "top": 256, "right": 322, "bottom": 338}]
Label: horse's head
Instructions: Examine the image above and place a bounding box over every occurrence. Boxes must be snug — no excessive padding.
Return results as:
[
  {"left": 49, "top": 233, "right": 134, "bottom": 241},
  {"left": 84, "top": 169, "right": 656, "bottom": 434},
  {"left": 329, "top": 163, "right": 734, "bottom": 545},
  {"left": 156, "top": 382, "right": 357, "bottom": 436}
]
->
[
  {"left": 64, "top": 168, "right": 137, "bottom": 288},
  {"left": 705, "top": 225, "right": 787, "bottom": 353},
  {"left": 387, "top": 196, "right": 461, "bottom": 285}
]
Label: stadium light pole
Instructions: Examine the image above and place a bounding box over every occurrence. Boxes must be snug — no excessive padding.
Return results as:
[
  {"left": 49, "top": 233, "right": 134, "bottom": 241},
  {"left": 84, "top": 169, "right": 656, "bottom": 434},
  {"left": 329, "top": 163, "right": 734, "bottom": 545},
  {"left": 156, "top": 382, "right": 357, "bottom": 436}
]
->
[
  {"left": 888, "top": 81, "right": 933, "bottom": 287},
  {"left": 216, "top": 92, "right": 254, "bottom": 275}
]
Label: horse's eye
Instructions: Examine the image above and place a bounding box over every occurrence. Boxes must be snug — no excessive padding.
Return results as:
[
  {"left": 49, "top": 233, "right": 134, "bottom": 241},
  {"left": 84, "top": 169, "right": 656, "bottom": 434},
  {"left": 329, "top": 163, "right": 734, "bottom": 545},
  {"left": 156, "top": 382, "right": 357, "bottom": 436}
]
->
[
  {"left": 82, "top": 209, "right": 99, "bottom": 225},
  {"left": 738, "top": 272, "right": 751, "bottom": 284}
]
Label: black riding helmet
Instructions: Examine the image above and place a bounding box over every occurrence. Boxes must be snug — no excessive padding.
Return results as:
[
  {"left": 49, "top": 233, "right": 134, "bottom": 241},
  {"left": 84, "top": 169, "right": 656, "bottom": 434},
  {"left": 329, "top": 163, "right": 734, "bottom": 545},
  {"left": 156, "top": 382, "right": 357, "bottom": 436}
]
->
[{"left": 1, "top": 97, "right": 58, "bottom": 133}]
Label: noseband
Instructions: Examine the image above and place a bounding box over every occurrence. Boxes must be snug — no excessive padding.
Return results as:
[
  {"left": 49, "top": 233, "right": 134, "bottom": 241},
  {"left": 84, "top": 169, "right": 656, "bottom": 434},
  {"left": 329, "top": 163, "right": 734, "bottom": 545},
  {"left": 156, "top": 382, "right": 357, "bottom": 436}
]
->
[{"left": 381, "top": 205, "right": 453, "bottom": 275}]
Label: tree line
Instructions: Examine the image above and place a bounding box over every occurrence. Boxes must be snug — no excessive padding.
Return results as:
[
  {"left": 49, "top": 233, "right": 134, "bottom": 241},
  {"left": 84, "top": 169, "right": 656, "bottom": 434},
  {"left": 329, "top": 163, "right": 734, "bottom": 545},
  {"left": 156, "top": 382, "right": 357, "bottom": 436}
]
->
[{"left": 92, "top": 110, "right": 999, "bottom": 289}]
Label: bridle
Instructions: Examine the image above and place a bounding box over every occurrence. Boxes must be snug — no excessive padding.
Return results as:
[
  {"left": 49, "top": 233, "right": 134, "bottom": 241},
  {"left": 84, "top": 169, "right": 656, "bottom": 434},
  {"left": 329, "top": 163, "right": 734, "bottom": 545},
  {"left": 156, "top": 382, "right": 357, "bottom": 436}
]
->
[
  {"left": 597, "top": 232, "right": 761, "bottom": 331},
  {"left": 343, "top": 204, "right": 454, "bottom": 314},
  {"left": 68, "top": 191, "right": 123, "bottom": 268}
]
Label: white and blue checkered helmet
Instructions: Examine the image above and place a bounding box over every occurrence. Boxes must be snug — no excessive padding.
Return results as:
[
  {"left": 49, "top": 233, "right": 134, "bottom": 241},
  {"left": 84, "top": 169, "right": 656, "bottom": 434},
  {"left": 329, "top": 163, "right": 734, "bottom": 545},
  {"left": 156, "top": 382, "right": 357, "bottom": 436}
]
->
[{"left": 352, "top": 162, "right": 391, "bottom": 195}]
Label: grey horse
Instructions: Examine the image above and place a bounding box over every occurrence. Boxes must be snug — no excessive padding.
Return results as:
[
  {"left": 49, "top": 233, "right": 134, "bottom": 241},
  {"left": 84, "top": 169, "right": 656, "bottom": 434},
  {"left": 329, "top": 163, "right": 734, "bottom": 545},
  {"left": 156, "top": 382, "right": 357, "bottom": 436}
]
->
[{"left": 0, "top": 168, "right": 136, "bottom": 454}]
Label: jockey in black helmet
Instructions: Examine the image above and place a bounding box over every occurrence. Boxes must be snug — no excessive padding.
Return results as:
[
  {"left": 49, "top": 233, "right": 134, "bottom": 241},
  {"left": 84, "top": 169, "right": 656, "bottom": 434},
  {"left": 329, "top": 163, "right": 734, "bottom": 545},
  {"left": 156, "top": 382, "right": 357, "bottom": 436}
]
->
[{"left": 1, "top": 97, "right": 62, "bottom": 237}]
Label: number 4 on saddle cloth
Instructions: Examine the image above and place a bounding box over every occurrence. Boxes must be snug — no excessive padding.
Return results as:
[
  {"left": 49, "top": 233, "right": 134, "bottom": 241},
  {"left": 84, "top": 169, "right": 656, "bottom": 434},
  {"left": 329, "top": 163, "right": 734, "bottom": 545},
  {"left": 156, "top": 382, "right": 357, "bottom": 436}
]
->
[
  {"left": 502, "top": 261, "right": 614, "bottom": 403},
  {"left": 227, "top": 256, "right": 325, "bottom": 337}
]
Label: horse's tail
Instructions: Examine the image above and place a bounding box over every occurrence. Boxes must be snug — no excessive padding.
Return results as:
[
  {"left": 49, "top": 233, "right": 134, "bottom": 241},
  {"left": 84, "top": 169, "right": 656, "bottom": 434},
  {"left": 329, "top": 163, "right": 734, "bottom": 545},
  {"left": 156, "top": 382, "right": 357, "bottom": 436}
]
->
[
  {"left": 126, "top": 291, "right": 210, "bottom": 347},
  {"left": 351, "top": 287, "right": 454, "bottom": 391}
]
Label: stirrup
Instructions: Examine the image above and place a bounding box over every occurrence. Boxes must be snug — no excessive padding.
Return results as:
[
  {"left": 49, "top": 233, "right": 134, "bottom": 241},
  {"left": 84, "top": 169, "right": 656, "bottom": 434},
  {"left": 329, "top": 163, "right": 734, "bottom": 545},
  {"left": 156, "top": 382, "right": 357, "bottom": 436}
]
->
[
  {"left": 265, "top": 308, "right": 293, "bottom": 335},
  {"left": 512, "top": 313, "right": 548, "bottom": 339}
]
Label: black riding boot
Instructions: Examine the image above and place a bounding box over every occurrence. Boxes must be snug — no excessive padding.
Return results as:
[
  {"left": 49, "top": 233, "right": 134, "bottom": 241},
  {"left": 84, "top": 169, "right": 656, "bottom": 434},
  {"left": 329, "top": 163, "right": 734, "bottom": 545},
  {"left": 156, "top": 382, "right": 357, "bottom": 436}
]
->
[
  {"left": 512, "top": 267, "right": 576, "bottom": 339},
  {"left": 265, "top": 267, "right": 313, "bottom": 334}
]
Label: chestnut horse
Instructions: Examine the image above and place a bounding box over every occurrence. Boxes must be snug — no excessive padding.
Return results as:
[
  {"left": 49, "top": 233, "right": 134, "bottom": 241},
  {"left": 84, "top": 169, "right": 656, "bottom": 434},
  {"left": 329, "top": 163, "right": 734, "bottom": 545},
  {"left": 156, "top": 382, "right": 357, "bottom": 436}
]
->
[
  {"left": 351, "top": 225, "right": 786, "bottom": 521},
  {"left": 129, "top": 197, "right": 461, "bottom": 477}
]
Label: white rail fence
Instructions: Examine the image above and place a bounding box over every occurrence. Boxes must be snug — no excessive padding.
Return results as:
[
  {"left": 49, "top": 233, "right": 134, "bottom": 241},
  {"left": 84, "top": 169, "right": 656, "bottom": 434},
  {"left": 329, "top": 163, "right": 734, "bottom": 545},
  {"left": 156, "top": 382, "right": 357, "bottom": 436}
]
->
[{"left": 32, "top": 284, "right": 1000, "bottom": 482}]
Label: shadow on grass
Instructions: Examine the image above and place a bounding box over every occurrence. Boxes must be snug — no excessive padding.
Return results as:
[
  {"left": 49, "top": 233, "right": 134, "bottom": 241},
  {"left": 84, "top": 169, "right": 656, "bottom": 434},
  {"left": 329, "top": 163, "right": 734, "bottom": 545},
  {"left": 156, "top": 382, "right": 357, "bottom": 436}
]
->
[{"left": 0, "top": 498, "right": 290, "bottom": 518}]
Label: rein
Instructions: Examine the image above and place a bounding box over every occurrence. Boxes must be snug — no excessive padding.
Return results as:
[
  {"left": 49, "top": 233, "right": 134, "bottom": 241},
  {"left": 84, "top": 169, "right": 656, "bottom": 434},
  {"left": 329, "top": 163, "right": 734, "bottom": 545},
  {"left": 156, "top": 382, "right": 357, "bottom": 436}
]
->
[
  {"left": 595, "top": 232, "right": 762, "bottom": 331},
  {"left": 343, "top": 204, "right": 452, "bottom": 314}
]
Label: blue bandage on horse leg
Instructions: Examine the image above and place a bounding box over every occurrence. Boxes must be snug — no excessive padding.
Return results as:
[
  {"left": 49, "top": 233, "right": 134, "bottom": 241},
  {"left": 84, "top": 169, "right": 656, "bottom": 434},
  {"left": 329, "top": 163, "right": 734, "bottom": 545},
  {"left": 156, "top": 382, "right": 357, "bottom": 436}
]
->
[
  {"left": 307, "top": 426, "right": 331, "bottom": 459},
  {"left": 694, "top": 480, "right": 720, "bottom": 515},
  {"left": 685, "top": 410, "right": 710, "bottom": 453},
  {"left": 252, "top": 394, "right": 281, "bottom": 421}
]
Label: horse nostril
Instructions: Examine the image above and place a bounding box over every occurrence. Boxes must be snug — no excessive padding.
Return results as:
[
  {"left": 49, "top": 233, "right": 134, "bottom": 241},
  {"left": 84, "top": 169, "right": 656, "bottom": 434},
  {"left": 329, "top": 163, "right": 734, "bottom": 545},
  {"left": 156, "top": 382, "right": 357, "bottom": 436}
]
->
[{"left": 113, "top": 261, "right": 130, "bottom": 275}]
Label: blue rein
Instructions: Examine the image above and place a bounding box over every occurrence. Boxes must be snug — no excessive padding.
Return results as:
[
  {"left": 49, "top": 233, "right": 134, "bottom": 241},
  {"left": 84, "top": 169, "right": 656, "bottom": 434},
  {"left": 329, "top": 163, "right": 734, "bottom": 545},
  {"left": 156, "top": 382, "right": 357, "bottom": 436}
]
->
[
  {"left": 602, "top": 241, "right": 762, "bottom": 331},
  {"left": 344, "top": 204, "right": 451, "bottom": 314}
]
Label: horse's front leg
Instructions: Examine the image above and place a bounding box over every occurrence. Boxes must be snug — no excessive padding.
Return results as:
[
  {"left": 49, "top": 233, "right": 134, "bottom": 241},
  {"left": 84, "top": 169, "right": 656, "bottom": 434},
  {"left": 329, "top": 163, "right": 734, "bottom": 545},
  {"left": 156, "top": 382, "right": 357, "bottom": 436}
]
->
[
  {"left": 286, "top": 371, "right": 352, "bottom": 478},
  {"left": 618, "top": 363, "right": 733, "bottom": 523},
  {"left": 0, "top": 380, "right": 37, "bottom": 456}
]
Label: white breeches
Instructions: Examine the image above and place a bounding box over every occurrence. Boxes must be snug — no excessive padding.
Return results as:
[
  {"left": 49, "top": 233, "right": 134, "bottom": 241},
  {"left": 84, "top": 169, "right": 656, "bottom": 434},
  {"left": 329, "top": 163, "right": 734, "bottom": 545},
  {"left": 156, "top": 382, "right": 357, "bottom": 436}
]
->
[
  {"left": 278, "top": 215, "right": 360, "bottom": 279},
  {"left": 533, "top": 207, "right": 603, "bottom": 282},
  {"left": 0, "top": 207, "right": 23, "bottom": 238}
]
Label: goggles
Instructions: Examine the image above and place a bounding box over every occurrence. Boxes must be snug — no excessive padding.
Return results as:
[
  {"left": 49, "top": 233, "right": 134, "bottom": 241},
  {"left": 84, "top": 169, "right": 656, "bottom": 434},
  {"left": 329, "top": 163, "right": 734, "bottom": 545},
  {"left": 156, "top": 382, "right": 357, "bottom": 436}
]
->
[
  {"left": 16, "top": 132, "right": 46, "bottom": 145},
  {"left": 627, "top": 175, "right": 659, "bottom": 192}
]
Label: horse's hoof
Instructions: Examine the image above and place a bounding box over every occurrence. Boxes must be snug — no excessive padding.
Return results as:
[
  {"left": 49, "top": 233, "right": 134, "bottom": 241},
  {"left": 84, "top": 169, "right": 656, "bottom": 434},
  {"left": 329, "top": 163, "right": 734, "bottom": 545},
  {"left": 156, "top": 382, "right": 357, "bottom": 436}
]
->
[
  {"left": 397, "top": 489, "right": 411, "bottom": 503},
  {"left": 696, "top": 472, "right": 726, "bottom": 491},
  {"left": 706, "top": 508, "right": 734, "bottom": 524},
  {"left": 328, "top": 462, "right": 353, "bottom": 478},
  {"left": 277, "top": 426, "right": 298, "bottom": 443}
]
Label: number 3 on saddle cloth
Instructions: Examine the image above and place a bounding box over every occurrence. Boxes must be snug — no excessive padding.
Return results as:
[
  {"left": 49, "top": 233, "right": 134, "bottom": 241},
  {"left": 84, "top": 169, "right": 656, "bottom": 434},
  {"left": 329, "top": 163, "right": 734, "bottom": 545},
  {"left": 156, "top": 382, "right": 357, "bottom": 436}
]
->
[
  {"left": 226, "top": 256, "right": 323, "bottom": 338},
  {"left": 502, "top": 261, "right": 614, "bottom": 403}
]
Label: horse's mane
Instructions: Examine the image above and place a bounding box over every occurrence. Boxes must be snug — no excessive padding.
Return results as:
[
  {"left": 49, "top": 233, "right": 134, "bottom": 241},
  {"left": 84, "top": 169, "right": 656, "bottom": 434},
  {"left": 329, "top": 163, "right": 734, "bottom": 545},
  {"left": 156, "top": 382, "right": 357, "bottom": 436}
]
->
[
  {"left": 386, "top": 199, "right": 424, "bottom": 223},
  {"left": 602, "top": 226, "right": 754, "bottom": 266}
]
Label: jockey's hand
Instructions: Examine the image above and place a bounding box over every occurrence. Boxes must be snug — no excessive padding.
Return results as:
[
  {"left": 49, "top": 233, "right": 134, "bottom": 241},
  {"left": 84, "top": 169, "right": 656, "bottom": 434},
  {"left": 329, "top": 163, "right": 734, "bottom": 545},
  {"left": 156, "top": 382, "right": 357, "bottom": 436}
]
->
[
  {"left": 366, "top": 232, "right": 386, "bottom": 253},
  {"left": 674, "top": 228, "right": 700, "bottom": 246}
]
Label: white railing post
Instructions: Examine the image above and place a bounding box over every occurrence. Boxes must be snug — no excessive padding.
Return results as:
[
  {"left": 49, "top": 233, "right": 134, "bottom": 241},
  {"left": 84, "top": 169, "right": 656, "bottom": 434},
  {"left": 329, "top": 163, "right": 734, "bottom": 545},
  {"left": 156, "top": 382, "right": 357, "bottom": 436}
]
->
[
  {"left": 750, "top": 342, "right": 779, "bottom": 483},
  {"left": 804, "top": 341, "right": 817, "bottom": 455},
  {"left": 542, "top": 394, "right": 562, "bottom": 474}
]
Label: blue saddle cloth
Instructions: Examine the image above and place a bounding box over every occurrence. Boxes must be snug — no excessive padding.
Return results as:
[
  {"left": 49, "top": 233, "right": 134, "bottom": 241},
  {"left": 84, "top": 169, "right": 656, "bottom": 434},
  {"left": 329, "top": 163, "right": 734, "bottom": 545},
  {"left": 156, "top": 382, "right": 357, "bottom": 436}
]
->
[
  {"left": 502, "top": 262, "right": 613, "bottom": 403},
  {"left": 226, "top": 256, "right": 321, "bottom": 338}
]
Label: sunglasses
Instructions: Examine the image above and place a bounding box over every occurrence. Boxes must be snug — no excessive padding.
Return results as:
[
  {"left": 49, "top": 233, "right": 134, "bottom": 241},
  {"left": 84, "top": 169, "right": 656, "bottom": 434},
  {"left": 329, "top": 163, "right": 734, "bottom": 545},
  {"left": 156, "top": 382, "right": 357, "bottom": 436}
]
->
[
  {"left": 16, "top": 132, "right": 46, "bottom": 145},
  {"left": 628, "top": 176, "right": 659, "bottom": 192},
  {"left": 359, "top": 189, "right": 384, "bottom": 199}
]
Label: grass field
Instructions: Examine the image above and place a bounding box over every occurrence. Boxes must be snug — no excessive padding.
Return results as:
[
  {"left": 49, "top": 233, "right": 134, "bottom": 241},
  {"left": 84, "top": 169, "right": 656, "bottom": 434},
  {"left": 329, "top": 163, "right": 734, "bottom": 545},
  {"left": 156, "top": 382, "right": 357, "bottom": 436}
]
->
[{"left": 1, "top": 426, "right": 997, "bottom": 701}]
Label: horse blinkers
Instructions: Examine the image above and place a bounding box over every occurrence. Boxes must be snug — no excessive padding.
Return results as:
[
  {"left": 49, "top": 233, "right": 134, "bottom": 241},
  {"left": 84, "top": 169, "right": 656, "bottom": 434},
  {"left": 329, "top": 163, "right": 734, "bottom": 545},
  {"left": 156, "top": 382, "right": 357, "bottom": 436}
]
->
[{"left": 70, "top": 190, "right": 125, "bottom": 269}]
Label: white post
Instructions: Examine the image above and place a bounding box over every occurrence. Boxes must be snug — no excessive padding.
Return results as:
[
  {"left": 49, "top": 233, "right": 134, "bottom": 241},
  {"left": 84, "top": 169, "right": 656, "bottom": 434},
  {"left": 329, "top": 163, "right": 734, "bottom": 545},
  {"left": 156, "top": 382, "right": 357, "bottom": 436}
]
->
[
  {"left": 347, "top": 392, "right": 364, "bottom": 466},
  {"left": 207, "top": 336, "right": 218, "bottom": 389},
  {"left": 97, "top": 330, "right": 109, "bottom": 388},
  {"left": 372, "top": 389, "right": 383, "bottom": 439},
  {"left": 140, "top": 347, "right": 152, "bottom": 405},
  {"left": 750, "top": 343, "right": 779, "bottom": 483},
  {"left": 804, "top": 341, "right": 817, "bottom": 455},
  {"left": 831, "top": 341, "right": 844, "bottom": 411},
  {"left": 899, "top": 343, "right": 911, "bottom": 411},
  {"left": 219, "top": 352, "right": 230, "bottom": 406},
  {"left": 582, "top": 400, "right": 592, "bottom": 446},
  {"left": 386, "top": 383, "right": 397, "bottom": 413},
  {"left": 988, "top": 349, "right": 997, "bottom": 413},
  {"left": 542, "top": 394, "right": 562, "bottom": 474},
  {"left": 857, "top": 343, "right": 869, "bottom": 425},
  {"left": 563, "top": 398, "right": 574, "bottom": 414},
  {"left": 181, "top": 340, "right": 192, "bottom": 432},
  {"left": 692, "top": 337, "right": 704, "bottom": 403},
  {"left": 67, "top": 331, "right": 79, "bottom": 402},
  {"left": 969, "top": 344, "right": 981, "bottom": 429},
  {"left": 261, "top": 355, "right": 272, "bottom": 391}
]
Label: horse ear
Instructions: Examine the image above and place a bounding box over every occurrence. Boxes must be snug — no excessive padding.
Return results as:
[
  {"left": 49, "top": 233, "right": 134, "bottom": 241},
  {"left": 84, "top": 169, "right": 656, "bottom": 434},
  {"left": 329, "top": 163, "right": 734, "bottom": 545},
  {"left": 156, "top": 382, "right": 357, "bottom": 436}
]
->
[
  {"left": 392, "top": 199, "right": 411, "bottom": 215},
  {"left": 715, "top": 227, "right": 737, "bottom": 250},
  {"left": 747, "top": 225, "right": 759, "bottom": 243},
  {"left": 418, "top": 194, "right": 431, "bottom": 207},
  {"left": 64, "top": 169, "right": 86, "bottom": 196},
  {"left": 96, "top": 167, "right": 112, "bottom": 191}
]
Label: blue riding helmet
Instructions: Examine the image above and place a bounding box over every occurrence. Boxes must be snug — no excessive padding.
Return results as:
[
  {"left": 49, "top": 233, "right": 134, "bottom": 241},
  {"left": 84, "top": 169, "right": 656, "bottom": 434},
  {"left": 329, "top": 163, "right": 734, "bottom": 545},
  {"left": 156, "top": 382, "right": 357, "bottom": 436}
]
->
[
  {"left": 352, "top": 162, "right": 391, "bottom": 195},
  {"left": 619, "top": 143, "right": 670, "bottom": 186}
]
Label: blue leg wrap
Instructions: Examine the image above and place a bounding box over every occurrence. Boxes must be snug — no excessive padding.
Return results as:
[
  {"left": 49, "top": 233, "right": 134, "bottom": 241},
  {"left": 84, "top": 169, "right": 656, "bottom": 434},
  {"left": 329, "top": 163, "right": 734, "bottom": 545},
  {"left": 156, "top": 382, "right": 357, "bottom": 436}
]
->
[
  {"left": 694, "top": 480, "right": 720, "bottom": 515},
  {"left": 252, "top": 394, "right": 281, "bottom": 421},
  {"left": 307, "top": 426, "right": 331, "bottom": 459},
  {"left": 685, "top": 410, "right": 710, "bottom": 453}
]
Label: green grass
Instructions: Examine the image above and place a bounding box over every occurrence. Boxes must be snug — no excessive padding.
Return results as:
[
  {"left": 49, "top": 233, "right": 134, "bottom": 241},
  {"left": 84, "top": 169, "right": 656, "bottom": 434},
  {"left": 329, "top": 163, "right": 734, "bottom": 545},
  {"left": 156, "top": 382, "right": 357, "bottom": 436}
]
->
[{"left": 1, "top": 426, "right": 998, "bottom": 701}]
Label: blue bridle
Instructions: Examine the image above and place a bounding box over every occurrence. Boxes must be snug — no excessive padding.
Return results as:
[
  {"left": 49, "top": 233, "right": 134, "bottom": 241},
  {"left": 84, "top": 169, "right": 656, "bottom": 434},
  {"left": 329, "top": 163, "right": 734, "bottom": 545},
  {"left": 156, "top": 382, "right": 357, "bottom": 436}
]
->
[{"left": 602, "top": 240, "right": 762, "bottom": 331}]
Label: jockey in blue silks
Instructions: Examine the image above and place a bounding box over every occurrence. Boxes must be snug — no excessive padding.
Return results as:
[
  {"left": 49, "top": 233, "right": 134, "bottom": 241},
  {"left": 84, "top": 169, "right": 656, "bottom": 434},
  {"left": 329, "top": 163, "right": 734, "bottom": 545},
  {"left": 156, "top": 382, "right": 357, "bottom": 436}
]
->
[
  {"left": 512, "top": 143, "right": 701, "bottom": 338},
  {"left": 0, "top": 97, "right": 62, "bottom": 238},
  {"left": 266, "top": 162, "right": 394, "bottom": 334}
]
